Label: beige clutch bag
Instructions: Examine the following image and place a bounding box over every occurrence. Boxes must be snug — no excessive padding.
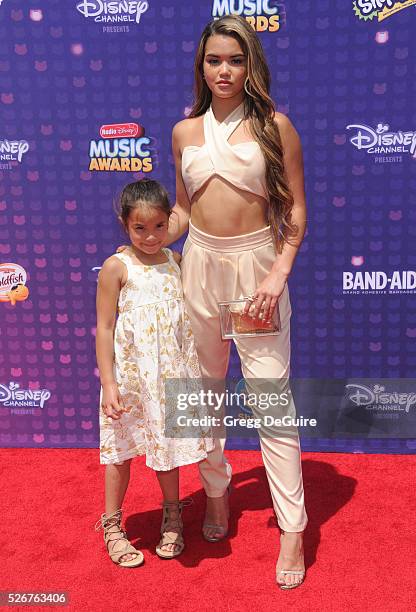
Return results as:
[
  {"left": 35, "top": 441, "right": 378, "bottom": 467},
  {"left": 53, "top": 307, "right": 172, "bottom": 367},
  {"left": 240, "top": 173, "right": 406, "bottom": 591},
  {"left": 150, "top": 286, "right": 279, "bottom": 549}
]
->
[{"left": 218, "top": 298, "right": 281, "bottom": 339}]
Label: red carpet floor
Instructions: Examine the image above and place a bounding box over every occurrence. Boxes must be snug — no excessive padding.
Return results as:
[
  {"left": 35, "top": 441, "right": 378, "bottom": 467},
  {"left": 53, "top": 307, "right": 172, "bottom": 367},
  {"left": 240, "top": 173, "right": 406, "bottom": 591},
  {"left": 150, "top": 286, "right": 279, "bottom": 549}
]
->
[{"left": 1, "top": 449, "right": 415, "bottom": 612}]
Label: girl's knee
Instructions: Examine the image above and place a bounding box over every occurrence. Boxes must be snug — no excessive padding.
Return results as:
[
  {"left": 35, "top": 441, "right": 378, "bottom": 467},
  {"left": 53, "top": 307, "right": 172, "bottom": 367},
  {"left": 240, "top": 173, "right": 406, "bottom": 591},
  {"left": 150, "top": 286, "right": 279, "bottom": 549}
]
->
[{"left": 112, "top": 459, "right": 132, "bottom": 467}]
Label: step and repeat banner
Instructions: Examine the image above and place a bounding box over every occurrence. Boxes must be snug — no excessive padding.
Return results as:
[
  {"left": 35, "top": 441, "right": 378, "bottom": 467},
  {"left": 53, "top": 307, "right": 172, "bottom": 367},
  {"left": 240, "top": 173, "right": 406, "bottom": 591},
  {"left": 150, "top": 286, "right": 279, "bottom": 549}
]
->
[{"left": 1, "top": 0, "right": 415, "bottom": 453}]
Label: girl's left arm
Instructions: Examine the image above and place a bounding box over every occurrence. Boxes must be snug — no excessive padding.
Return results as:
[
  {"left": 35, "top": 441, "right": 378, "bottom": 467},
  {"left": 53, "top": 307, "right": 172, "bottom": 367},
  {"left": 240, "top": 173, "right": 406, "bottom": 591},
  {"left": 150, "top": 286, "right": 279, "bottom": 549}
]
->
[{"left": 249, "top": 113, "right": 307, "bottom": 321}]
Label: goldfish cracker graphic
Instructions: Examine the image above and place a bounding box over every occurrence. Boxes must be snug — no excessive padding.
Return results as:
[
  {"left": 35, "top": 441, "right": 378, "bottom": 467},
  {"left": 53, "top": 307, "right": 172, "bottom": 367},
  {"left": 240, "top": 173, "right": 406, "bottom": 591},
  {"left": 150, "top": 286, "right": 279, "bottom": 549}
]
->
[
  {"left": 0, "top": 263, "right": 29, "bottom": 305},
  {"left": 7, "top": 284, "right": 29, "bottom": 305}
]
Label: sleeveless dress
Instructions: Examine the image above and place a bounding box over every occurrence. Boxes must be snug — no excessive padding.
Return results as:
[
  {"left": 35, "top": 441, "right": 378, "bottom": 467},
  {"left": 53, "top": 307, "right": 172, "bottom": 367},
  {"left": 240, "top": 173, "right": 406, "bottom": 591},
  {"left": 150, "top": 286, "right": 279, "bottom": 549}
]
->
[{"left": 99, "top": 246, "right": 214, "bottom": 470}]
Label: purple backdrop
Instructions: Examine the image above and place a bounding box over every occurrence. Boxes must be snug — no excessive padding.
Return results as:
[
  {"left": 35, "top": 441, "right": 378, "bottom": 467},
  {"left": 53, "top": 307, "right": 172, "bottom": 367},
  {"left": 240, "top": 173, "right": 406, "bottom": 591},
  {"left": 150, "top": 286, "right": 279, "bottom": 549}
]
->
[{"left": 1, "top": 0, "right": 416, "bottom": 452}]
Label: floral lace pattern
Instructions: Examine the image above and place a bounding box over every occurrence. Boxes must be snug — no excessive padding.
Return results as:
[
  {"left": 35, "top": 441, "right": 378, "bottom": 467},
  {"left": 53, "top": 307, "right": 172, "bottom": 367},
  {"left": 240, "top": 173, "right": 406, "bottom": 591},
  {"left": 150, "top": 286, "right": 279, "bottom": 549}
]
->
[{"left": 99, "top": 247, "right": 214, "bottom": 470}]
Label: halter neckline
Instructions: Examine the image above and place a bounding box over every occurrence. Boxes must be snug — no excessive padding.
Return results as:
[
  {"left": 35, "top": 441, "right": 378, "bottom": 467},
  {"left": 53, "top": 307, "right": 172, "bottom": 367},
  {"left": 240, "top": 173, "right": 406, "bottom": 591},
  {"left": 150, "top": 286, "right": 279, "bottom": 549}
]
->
[
  {"left": 209, "top": 101, "right": 245, "bottom": 126},
  {"left": 181, "top": 99, "right": 268, "bottom": 203}
]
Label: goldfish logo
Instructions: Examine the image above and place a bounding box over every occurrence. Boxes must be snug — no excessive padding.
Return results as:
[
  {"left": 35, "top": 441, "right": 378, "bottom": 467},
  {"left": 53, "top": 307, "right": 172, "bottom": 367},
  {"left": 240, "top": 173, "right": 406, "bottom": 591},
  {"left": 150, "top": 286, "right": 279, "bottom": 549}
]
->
[
  {"left": 89, "top": 122, "right": 154, "bottom": 172},
  {"left": 212, "top": 0, "right": 283, "bottom": 32},
  {"left": 353, "top": 0, "right": 416, "bottom": 21},
  {"left": 0, "top": 263, "right": 29, "bottom": 305}
]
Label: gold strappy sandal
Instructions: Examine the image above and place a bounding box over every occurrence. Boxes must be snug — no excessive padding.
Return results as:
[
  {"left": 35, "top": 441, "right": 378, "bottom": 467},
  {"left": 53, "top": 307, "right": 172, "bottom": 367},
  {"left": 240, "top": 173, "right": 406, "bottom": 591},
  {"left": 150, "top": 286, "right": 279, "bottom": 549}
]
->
[
  {"left": 95, "top": 509, "right": 144, "bottom": 568},
  {"left": 155, "top": 499, "right": 192, "bottom": 559}
]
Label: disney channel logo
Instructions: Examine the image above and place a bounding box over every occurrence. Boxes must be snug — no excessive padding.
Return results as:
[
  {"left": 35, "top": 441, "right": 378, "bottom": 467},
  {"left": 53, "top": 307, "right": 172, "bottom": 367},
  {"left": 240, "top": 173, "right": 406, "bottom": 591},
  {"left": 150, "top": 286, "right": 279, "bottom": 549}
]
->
[
  {"left": 0, "top": 139, "right": 29, "bottom": 163},
  {"left": 0, "top": 382, "right": 51, "bottom": 409},
  {"left": 346, "top": 123, "right": 416, "bottom": 157},
  {"left": 345, "top": 383, "right": 416, "bottom": 413},
  {"left": 353, "top": 0, "right": 416, "bottom": 21},
  {"left": 76, "top": 0, "right": 149, "bottom": 24}
]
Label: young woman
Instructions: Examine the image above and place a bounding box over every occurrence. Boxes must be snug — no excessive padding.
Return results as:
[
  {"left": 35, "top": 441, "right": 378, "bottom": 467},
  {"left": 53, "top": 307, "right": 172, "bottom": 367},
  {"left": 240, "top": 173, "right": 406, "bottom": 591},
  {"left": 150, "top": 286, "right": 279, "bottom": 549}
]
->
[{"left": 169, "top": 15, "right": 308, "bottom": 589}]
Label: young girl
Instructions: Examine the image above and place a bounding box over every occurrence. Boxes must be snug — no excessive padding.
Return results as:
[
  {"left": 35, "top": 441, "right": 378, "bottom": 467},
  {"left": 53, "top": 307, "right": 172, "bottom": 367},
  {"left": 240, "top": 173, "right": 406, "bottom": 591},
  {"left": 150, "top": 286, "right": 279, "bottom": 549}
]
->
[{"left": 94, "top": 178, "right": 213, "bottom": 567}]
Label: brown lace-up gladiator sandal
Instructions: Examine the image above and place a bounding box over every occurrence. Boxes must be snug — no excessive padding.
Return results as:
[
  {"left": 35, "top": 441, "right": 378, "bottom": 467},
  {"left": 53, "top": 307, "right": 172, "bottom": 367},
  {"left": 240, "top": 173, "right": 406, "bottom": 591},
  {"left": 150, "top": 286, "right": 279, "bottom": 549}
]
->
[
  {"left": 155, "top": 499, "right": 192, "bottom": 559},
  {"left": 95, "top": 509, "right": 144, "bottom": 568}
]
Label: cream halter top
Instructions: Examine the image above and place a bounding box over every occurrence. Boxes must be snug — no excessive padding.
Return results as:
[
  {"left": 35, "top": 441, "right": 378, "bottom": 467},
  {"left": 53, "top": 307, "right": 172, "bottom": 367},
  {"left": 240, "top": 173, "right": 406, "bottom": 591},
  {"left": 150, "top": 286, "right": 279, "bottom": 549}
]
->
[{"left": 181, "top": 101, "right": 269, "bottom": 202}]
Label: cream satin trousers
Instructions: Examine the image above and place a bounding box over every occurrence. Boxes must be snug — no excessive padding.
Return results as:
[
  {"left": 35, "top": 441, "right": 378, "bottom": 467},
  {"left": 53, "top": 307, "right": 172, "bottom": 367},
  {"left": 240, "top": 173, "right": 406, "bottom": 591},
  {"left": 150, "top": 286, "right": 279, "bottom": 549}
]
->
[{"left": 180, "top": 221, "right": 308, "bottom": 532}]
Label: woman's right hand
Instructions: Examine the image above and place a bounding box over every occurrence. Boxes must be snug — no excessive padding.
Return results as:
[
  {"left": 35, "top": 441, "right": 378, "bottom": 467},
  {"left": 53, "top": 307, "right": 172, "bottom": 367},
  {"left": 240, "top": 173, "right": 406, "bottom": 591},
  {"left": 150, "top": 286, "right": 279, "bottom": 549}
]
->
[
  {"left": 116, "top": 244, "right": 129, "bottom": 253},
  {"left": 101, "top": 382, "right": 125, "bottom": 420}
]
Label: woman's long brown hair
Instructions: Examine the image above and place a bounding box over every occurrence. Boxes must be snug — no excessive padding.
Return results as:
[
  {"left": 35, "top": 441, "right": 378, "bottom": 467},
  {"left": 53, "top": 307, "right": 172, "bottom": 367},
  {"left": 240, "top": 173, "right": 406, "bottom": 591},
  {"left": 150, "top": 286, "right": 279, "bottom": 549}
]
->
[{"left": 189, "top": 15, "right": 298, "bottom": 253}]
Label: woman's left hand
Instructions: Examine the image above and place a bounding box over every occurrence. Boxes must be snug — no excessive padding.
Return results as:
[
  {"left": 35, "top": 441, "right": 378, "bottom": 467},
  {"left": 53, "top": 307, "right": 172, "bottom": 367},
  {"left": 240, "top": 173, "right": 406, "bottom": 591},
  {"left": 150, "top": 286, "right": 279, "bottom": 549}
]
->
[{"left": 243, "top": 268, "right": 288, "bottom": 321}]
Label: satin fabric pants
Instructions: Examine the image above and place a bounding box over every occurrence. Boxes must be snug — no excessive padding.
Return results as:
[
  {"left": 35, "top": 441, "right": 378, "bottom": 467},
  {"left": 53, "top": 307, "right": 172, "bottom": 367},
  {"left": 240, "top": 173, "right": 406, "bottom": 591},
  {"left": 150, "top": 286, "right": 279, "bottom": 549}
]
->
[{"left": 180, "top": 221, "right": 308, "bottom": 532}]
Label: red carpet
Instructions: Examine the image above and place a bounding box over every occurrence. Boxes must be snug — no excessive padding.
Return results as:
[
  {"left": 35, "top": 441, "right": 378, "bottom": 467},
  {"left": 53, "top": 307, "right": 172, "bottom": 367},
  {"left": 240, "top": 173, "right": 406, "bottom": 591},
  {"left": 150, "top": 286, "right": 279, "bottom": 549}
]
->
[{"left": 1, "top": 449, "right": 415, "bottom": 611}]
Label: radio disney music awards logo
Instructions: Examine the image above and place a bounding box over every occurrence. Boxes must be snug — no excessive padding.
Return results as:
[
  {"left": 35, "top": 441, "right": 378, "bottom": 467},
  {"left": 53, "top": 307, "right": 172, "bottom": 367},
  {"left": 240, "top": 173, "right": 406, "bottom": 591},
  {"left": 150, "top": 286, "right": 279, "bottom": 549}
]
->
[
  {"left": 345, "top": 382, "right": 416, "bottom": 419},
  {"left": 89, "top": 122, "right": 153, "bottom": 172},
  {"left": 0, "top": 263, "right": 29, "bottom": 306},
  {"left": 212, "top": 0, "right": 283, "bottom": 32},
  {"left": 0, "top": 382, "right": 51, "bottom": 415},
  {"left": 346, "top": 122, "right": 416, "bottom": 164},
  {"left": 0, "top": 138, "right": 29, "bottom": 171},
  {"left": 353, "top": 0, "right": 416, "bottom": 21},
  {"left": 76, "top": 0, "right": 149, "bottom": 33},
  {"left": 343, "top": 270, "right": 416, "bottom": 295}
]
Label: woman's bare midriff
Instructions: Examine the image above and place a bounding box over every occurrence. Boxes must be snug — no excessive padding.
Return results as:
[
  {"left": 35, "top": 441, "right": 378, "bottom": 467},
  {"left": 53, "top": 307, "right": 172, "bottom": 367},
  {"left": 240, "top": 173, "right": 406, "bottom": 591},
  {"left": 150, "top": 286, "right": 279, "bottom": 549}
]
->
[{"left": 190, "top": 176, "right": 269, "bottom": 237}]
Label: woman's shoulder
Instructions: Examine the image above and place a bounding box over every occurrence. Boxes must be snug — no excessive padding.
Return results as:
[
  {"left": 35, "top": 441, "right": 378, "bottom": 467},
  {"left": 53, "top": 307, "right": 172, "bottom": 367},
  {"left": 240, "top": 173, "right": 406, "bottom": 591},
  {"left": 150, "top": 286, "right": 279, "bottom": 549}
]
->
[
  {"left": 273, "top": 112, "right": 299, "bottom": 134},
  {"left": 273, "top": 111, "right": 292, "bottom": 130},
  {"left": 173, "top": 114, "right": 201, "bottom": 130},
  {"left": 273, "top": 112, "right": 301, "bottom": 148},
  {"left": 172, "top": 115, "right": 203, "bottom": 143}
]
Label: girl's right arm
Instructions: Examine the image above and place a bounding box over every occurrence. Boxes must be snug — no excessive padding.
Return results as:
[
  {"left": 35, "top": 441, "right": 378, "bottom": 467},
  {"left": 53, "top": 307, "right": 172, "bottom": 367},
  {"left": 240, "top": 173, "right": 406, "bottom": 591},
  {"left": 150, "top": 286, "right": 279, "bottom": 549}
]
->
[
  {"left": 166, "top": 121, "right": 192, "bottom": 245},
  {"left": 96, "top": 256, "right": 125, "bottom": 420}
]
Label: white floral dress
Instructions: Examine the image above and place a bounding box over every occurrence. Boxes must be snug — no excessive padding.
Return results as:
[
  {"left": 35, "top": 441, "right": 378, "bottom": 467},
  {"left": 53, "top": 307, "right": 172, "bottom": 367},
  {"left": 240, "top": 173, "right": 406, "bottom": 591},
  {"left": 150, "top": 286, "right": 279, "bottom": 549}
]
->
[{"left": 99, "top": 247, "right": 214, "bottom": 470}]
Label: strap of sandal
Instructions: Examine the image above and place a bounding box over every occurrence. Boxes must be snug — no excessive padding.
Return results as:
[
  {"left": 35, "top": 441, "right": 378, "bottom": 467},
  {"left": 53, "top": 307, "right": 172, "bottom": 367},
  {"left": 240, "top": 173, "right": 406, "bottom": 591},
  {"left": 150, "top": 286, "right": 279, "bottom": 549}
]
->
[
  {"left": 277, "top": 570, "right": 305, "bottom": 575},
  {"left": 95, "top": 509, "right": 141, "bottom": 563},
  {"left": 158, "top": 530, "right": 184, "bottom": 548},
  {"left": 160, "top": 498, "right": 193, "bottom": 530},
  {"left": 94, "top": 508, "right": 122, "bottom": 532},
  {"left": 106, "top": 532, "right": 139, "bottom": 563},
  {"left": 158, "top": 499, "right": 192, "bottom": 548},
  {"left": 203, "top": 523, "right": 227, "bottom": 532},
  {"left": 161, "top": 498, "right": 193, "bottom": 509}
]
